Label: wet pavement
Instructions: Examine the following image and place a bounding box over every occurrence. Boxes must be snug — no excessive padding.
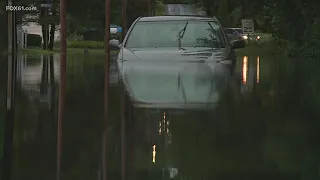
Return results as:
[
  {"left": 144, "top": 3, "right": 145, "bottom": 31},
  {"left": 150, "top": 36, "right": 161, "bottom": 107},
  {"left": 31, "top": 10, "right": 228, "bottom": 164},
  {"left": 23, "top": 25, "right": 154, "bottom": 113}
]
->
[{"left": 1, "top": 52, "right": 320, "bottom": 180}]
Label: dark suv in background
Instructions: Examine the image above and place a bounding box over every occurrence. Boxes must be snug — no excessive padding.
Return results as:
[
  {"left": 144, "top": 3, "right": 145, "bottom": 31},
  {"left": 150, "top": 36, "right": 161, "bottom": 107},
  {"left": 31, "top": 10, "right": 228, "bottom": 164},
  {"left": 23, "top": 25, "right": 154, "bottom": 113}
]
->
[{"left": 225, "top": 28, "right": 261, "bottom": 42}]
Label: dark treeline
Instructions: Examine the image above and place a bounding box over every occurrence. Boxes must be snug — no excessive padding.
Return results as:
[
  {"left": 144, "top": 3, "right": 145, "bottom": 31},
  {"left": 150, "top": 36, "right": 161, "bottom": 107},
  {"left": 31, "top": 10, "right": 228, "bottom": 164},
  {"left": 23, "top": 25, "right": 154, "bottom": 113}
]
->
[
  {"left": 0, "top": 0, "right": 319, "bottom": 56},
  {"left": 165, "top": 0, "right": 320, "bottom": 56}
]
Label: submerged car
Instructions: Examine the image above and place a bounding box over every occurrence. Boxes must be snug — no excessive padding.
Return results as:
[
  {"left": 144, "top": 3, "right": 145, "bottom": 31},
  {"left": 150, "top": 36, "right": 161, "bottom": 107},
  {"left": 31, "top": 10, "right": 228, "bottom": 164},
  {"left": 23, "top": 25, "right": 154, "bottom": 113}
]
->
[{"left": 109, "top": 16, "right": 245, "bottom": 109}]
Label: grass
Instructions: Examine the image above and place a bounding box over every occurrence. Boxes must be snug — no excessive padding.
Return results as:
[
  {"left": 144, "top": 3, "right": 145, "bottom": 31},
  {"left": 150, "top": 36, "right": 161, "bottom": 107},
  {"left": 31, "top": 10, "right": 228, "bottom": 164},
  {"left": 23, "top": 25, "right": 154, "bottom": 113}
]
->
[{"left": 21, "top": 47, "right": 119, "bottom": 55}]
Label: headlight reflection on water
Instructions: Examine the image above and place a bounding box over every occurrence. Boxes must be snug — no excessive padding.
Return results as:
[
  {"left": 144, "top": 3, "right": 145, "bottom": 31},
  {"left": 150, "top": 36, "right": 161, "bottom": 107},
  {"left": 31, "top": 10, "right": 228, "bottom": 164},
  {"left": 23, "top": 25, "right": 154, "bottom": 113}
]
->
[
  {"left": 257, "top": 56, "right": 260, "bottom": 83},
  {"left": 242, "top": 56, "right": 248, "bottom": 84},
  {"left": 152, "top": 144, "right": 156, "bottom": 163},
  {"left": 242, "top": 56, "right": 260, "bottom": 85}
]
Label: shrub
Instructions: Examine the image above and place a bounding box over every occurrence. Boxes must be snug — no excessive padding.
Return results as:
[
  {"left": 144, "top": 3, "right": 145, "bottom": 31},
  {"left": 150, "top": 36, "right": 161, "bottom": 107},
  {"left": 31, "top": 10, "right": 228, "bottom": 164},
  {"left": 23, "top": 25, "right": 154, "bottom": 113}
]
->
[
  {"left": 155, "top": 1, "right": 165, "bottom": 15},
  {"left": 110, "top": 33, "right": 121, "bottom": 40},
  {"left": 27, "top": 34, "right": 42, "bottom": 47},
  {"left": 82, "top": 28, "right": 122, "bottom": 41},
  {"left": 82, "top": 30, "right": 104, "bottom": 41},
  {"left": 54, "top": 42, "right": 60, "bottom": 48},
  {"left": 67, "top": 41, "right": 104, "bottom": 49}
]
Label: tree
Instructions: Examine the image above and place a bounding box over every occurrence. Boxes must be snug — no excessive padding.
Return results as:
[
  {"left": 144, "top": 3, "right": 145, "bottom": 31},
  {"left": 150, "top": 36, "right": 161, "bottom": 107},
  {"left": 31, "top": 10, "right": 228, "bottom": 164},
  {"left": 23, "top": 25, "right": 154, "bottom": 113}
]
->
[
  {"left": 217, "top": 0, "right": 230, "bottom": 27},
  {"left": 15, "top": 0, "right": 59, "bottom": 50}
]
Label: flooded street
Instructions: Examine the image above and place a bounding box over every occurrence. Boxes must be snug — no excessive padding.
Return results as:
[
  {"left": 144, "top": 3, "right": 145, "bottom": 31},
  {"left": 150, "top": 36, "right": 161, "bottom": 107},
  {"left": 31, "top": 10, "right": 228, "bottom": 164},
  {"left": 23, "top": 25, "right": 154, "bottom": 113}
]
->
[{"left": 1, "top": 53, "right": 320, "bottom": 180}]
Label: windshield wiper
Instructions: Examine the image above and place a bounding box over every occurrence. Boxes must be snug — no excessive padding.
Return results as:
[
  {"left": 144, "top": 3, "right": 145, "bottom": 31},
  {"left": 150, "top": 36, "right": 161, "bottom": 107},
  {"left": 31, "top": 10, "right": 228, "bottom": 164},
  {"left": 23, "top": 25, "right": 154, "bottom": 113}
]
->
[{"left": 177, "top": 22, "right": 188, "bottom": 50}]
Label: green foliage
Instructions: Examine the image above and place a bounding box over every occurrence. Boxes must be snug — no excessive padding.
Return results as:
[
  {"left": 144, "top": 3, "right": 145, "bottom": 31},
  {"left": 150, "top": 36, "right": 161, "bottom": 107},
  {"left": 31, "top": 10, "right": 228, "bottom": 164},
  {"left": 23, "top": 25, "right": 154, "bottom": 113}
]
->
[
  {"left": 261, "top": 0, "right": 320, "bottom": 57},
  {"left": 15, "top": 0, "right": 320, "bottom": 56},
  {"left": 82, "top": 30, "right": 104, "bottom": 41},
  {"left": 67, "top": 41, "right": 105, "bottom": 49},
  {"left": 229, "top": 6, "right": 242, "bottom": 27},
  {"left": 236, "top": 35, "right": 294, "bottom": 57},
  {"left": 66, "top": 0, "right": 122, "bottom": 34},
  {"left": 27, "top": 34, "right": 42, "bottom": 47},
  {"left": 194, "top": 0, "right": 320, "bottom": 57},
  {"left": 82, "top": 29, "right": 121, "bottom": 41},
  {"left": 110, "top": 33, "right": 121, "bottom": 40},
  {"left": 217, "top": 0, "right": 230, "bottom": 27},
  {"left": 155, "top": 1, "right": 166, "bottom": 16}
]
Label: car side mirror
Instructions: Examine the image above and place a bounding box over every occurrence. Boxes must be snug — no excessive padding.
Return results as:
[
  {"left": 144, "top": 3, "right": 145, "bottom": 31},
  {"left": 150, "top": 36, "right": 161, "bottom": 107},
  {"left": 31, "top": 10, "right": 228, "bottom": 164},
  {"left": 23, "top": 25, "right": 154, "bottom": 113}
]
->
[
  {"left": 232, "top": 39, "right": 245, "bottom": 49},
  {"left": 109, "top": 39, "right": 121, "bottom": 49}
]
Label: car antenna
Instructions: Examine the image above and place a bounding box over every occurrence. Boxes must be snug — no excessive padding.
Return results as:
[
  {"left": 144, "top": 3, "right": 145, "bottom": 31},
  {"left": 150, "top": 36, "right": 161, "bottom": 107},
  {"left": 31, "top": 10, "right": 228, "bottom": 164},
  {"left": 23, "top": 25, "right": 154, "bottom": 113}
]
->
[{"left": 177, "top": 22, "right": 188, "bottom": 50}]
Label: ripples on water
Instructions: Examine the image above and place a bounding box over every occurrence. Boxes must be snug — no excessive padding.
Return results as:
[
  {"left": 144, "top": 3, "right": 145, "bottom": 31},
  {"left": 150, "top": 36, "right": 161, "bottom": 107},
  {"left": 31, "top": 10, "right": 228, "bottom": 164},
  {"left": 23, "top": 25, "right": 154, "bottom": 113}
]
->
[{"left": 1, "top": 53, "right": 320, "bottom": 180}]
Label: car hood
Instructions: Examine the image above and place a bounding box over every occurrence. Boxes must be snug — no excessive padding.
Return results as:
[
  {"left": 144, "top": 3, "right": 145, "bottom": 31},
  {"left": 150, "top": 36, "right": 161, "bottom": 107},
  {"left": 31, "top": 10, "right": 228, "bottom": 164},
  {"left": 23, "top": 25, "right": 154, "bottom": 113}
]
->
[
  {"left": 118, "top": 47, "right": 232, "bottom": 109},
  {"left": 119, "top": 47, "right": 227, "bottom": 61}
]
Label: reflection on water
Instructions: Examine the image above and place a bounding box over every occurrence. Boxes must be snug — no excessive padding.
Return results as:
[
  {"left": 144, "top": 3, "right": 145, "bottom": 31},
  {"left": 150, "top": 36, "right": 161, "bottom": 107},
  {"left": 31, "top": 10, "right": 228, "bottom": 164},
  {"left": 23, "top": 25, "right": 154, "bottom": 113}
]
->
[
  {"left": 152, "top": 144, "right": 156, "bottom": 163},
  {"left": 242, "top": 56, "right": 248, "bottom": 84},
  {"left": 1, "top": 53, "right": 320, "bottom": 179},
  {"left": 0, "top": 56, "right": 7, "bottom": 167},
  {"left": 257, "top": 56, "right": 260, "bottom": 83},
  {"left": 241, "top": 56, "right": 261, "bottom": 94}
]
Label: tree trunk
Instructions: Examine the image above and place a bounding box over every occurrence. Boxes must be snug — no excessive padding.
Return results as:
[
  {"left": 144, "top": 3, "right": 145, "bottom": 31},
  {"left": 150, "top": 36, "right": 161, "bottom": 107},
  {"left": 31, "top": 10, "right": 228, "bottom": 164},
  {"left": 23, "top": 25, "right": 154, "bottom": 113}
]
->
[
  {"left": 48, "top": 0, "right": 57, "bottom": 50},
  {"left": 41, "top": 24, "right": 49, "bottom": 50},
  {"left": 40, "top": 7, "right": 49, "bottom": 50},
  {"left": 48, "top": 24, "right": 56, "bottom": 50}
]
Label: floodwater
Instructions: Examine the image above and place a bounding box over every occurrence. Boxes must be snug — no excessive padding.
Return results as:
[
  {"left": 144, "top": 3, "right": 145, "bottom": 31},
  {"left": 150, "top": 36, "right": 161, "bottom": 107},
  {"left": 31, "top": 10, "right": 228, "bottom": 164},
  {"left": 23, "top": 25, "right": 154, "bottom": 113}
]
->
[{"left": 1, "top": 52, "right": 320, "bottom": 180}]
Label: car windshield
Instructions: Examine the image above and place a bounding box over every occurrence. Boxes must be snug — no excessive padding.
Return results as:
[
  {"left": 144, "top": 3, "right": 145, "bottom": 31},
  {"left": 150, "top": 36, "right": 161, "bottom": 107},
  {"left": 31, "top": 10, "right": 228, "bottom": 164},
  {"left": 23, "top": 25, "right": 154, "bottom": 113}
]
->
[{"left": 125, "top": 21, "right": 228, "bottom": 48}]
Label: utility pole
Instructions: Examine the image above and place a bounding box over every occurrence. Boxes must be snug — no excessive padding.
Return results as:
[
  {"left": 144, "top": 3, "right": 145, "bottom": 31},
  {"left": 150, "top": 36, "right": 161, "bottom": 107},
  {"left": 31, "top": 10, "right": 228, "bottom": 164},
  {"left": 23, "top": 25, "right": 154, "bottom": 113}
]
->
[
  {"left": 102, "top": 0, "right": 110, "bottom": 179},
  {"left": 56, "top": 0, "right": 66, "bottom": 178},
  {"left": 45, "top": 7, "right": 47, "bottom": 50},
  {"left": 1, "top": 0, "right": 16, "bottom": 179},
  {"left": 121, "top": 1, "right": 127, "bottom": 180}
]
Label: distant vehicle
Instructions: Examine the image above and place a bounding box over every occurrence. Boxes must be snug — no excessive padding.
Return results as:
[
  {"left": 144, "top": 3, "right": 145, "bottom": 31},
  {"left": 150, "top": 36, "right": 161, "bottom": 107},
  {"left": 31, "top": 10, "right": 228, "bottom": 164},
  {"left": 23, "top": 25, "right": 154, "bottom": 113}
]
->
[
  {"left": 224, "top": 28, "right": 260, "bottom": 41},
  {"left": 109, "top": 16, "right": 245, "bottom": 110},
  {"left": 110, "top": 24, "right": 122, "bottom": 33}
]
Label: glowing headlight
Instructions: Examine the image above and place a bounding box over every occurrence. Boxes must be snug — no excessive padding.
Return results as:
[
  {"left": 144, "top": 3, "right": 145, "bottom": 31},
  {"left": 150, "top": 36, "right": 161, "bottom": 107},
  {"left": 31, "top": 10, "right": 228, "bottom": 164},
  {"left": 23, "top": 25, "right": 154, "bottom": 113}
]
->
[
  {"left": 257, "top": 36, "right": 260, "bottom": 39},
  {"left": 243, "top": 35, "right": 248, "bottom": 40}
]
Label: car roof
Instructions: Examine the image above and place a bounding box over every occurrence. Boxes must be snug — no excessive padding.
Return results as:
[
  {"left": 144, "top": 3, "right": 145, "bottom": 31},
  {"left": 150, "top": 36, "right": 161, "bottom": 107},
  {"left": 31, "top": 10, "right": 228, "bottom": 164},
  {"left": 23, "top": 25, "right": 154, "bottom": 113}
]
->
[{"left": 138, "top": 16, "right": 217, "bottom": 22}]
